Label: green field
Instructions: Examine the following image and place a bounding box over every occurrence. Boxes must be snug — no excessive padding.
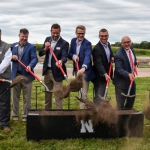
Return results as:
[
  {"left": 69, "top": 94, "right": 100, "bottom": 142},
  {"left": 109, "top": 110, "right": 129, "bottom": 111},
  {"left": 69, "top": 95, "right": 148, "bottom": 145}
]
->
[{"left": 0, "top": 77, "right": 150, "bottom": 150}]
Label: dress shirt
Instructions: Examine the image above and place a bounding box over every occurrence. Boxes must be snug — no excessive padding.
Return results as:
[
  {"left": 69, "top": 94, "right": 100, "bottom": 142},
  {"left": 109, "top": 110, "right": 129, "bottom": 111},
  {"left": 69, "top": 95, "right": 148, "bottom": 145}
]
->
[
  {"left": 0, "top": 48, "right": 12, "bottom": 74},
  {"left": 76, "top": 40, "right": 82, "bottom": 56},
  {"left": 125, "top": 49, "right": 135, "bottom": 73},
  {"left": 48, "top": 36, "right": 60, "bottom": 67},
  {"left": 100, "top": 41, "right": 110, "bottom": 63},
  {"left": 18, "top": 44, "right": 24, "bottom": 71}
]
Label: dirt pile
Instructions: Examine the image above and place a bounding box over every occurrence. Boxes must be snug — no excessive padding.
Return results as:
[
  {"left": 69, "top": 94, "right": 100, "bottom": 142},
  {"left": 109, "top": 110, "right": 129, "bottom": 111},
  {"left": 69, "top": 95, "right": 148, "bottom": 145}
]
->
[
  {"left": 11, "top": 75, "right": 27, "bottom": 88},
  {"left": 75, "top": 97, "right": 118, "bottom": 126},
  {"left": 52, "top": 73, "right": 84, "bottom": 99}
]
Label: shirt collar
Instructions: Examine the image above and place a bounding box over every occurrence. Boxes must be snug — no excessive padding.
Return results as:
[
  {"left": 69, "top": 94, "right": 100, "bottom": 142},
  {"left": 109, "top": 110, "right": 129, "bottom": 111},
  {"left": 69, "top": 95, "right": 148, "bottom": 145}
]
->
[
  {"left": 76, "top": 39, "right": 83, "bottom": 45},
  {"left": 52, "top": 36, "right": 61, "bottom": 42},
  {"left": 100, "top": 41, "right": 108, "bottom": 47}
]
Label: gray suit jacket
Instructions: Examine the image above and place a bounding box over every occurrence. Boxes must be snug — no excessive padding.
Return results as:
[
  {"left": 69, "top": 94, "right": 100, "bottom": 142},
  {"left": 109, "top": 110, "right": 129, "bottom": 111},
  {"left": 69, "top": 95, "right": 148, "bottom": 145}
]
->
[{"left": 113, "top": 46, "right": 137, "bottom": 89}]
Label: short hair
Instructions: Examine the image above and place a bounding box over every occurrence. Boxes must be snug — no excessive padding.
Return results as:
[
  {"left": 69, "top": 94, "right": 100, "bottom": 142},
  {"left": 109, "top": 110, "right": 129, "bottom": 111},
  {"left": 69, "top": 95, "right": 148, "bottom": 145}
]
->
[
  {"left": 99, "top": 28, "right": 108, "bottom": 35},
  {"left": 51, "top": 23, "right": 61, "bottom": 31},
  {"left": 0, "top": 29, "right": 1, "bottom": 32},
  {"left": 20, "top": 28, "right": 29, "bottom": 34},
  {"left": 76, "top": 25, "right": 86, "bottom": 32}
]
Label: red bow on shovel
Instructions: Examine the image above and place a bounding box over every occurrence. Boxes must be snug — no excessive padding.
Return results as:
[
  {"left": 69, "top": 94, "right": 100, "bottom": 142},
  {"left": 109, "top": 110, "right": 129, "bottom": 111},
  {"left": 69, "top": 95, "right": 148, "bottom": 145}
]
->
[
  {"left": 49, "top": 46, "right": 70, "bottom": 84},
  {"left": 17, "top": 59, "right": 50, "bottom": 92}
]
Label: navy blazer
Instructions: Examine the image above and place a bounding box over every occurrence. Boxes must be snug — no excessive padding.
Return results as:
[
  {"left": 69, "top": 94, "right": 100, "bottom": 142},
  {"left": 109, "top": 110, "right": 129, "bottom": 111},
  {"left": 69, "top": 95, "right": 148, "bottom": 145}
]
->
[
  {"left": 39, "top": 36, "right": 69, "bottom": 82},
  {"left": 68, "top": 38, "right": 95, "bottom": 82},
  {"left": 92, "top": 41, "right": 114, "bottom": 83},
  {"left": 113, "top": 46, "right": 137, "bottom": 89},
  {"left": 11, "top": 42, "right": 38, "bottom": 81}
]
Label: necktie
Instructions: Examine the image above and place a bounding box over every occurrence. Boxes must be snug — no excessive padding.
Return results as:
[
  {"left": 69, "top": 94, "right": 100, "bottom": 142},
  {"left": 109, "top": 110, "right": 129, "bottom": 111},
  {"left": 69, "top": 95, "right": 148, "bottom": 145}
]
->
[{"left": 129, "top": 49, "right": 137, "bottom": 75}]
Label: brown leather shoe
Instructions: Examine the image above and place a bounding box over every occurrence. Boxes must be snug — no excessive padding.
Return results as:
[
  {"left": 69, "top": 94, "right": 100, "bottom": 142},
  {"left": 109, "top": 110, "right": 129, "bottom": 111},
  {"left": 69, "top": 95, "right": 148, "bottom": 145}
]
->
[{"left": 3, "top": 127, "right": 11, "bottom": 132}]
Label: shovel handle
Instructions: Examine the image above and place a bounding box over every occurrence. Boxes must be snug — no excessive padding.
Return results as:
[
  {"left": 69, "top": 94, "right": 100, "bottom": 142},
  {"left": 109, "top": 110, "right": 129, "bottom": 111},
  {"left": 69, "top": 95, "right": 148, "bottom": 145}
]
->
[
  {"left": 49, "top": 46, "right": 66, "bottom": 76},
  {"left": 106, "top": 62, "right": 113, "bottom": 86},
  {"left": 0, "top": 79, "right": 4, "bottom": 82},
  {"left": 17, "top": 59, "right": 41, "bottom": 82},
  {"left": 76, "top": 61, "right": 79, "bottom": 71}
]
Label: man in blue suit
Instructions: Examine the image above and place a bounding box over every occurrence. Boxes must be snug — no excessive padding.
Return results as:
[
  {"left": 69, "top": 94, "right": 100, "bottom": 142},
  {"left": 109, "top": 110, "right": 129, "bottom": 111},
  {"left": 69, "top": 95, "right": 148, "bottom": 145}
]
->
[
  {"left": 11, "top": 28, "right": 38, "bottom": 122},
  {"left": 113, "top": 36, "right": 138, "bottom": 109},
  {"left": 39, "top": 23, "right": 69, "bottom": 110},
  {"left": 68, "top": 25, "right": 95, "bottom": 109}
]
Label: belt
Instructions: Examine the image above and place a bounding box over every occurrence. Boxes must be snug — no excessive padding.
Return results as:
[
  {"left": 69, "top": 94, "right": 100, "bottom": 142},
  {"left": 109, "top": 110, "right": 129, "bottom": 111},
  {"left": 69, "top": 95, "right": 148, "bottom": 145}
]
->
[
  {"left": 47, "top": 67, "right": 52, "bottom": 70},
  {"left": 17, "top": 70, "right": 22, "bottom": 74}
]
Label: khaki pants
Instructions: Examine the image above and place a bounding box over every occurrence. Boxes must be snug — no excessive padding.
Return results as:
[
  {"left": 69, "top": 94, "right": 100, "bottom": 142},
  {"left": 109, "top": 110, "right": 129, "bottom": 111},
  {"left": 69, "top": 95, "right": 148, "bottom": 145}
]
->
[
  {"left": 44, "top": 69, "right": 62, "bottom": 109},
  {"left": 12, "top": 80, "right": 32, "bottom": 121},
  {"left": 79, "top": 78, "right": 89, "bottom": 109}
]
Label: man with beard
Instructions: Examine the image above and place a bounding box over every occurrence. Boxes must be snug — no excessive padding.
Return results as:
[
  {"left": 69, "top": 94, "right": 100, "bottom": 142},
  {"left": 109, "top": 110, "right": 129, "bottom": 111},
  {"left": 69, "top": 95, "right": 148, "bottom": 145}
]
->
[
  {"left": 39, "top": 23, "right": 69, "bottom": 110},
  {"left": 92, "top": 28, "right": 114, "bottom": 105},
  {"left": 11, "top": 28, "right": 38, "bottom": 123},
  {"left": 0, "top": 29, "right": 12, "bottom": 131}
]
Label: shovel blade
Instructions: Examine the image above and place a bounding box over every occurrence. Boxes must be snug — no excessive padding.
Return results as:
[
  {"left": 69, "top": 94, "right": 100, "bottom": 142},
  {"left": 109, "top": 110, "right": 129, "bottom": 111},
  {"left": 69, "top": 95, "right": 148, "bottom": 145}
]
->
[{"left": 121, "top": 92, "right": 135, "bottom": 97}]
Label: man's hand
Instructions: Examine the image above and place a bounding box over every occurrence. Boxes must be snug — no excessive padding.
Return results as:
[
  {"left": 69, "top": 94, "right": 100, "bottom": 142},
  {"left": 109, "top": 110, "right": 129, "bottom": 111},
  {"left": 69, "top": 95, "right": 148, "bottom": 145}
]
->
[
  {"left": 73, "top": 55, "right": 79, "bottom": 62},
  {"left": 77, "top": 67, "right": 85, "bottom": 75},
  {"left": 128, "top": 73, "right": 134, "bottom": 81},
  {"left": 56, "top": 60, "right": 62, "bottom": 68},
  {"left": 111, "top": 57, "right": 114, "bottom": 63},
  {"left": 44, "top": 42, "right": 51, "bottom": 51},
  {"left": 26, "top": 66, "right": 31, "bottom": 72},
  {"left": 104, "top": 73, "right": 110, "bottom": 82},
  {"left": 12, "top": 55, "right": 18, "bottom": 61}
]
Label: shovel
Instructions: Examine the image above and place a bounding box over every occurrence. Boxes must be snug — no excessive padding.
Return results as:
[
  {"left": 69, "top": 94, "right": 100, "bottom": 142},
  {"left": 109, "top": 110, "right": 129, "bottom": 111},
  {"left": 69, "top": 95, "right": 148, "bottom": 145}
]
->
[
  {"left": 76, "top": 61, "right": 83, "bottom": 98},
  {"left": 49, "top": 46, "right": 69, "bottom": 84},
  {"left": 0, "top": 79, "right": 12, "bottom": 83},
  {"left": 102, "top": 62, "right": 113, "bottom": 101},
  {"left": 121, "top": 79, "right": 135, "bottom": 97},
  {"left": 17, "top": 59, "right": 50, "bottom": 92}
]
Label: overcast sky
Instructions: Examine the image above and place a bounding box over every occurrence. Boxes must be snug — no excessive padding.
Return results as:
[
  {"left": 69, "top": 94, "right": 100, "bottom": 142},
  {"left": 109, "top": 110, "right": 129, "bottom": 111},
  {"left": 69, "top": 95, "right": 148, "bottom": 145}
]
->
[{"left": 0, "top": 0, "right": 150, "bottom": 45}]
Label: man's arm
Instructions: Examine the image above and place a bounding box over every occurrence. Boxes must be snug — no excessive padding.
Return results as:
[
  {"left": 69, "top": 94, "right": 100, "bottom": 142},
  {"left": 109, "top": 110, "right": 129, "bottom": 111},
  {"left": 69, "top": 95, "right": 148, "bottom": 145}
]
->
[{"left": 0, "top": 48, "right": 12, "bottom": 74}]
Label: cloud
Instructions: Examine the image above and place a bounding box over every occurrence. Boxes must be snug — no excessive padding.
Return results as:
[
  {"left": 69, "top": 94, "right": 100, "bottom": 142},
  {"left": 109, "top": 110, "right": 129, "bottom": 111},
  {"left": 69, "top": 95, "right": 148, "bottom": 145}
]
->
[{"left": 0, "top": 0, "right": 150, "bottom": 45}]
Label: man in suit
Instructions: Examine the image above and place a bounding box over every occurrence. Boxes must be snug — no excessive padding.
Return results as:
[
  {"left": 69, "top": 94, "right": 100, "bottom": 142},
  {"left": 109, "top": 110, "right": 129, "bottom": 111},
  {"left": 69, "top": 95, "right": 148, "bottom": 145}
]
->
[
  {"left": 0, "top": 29, "right": 12, "bottom": 131},
  {"left": 11, "top": 28, "right": 38, "bottom": 122},
  {"left": 39, "top": 23, "right": 69, "bottom": 110},
  {"left": 113, "top": 36, "right": 138, "bottom": 109},
  {"left": 92, "top": 28, "right": 114, "bottom": 105},
  {"left": 68, "top": 25, "right": 95, "bottom": 109}
]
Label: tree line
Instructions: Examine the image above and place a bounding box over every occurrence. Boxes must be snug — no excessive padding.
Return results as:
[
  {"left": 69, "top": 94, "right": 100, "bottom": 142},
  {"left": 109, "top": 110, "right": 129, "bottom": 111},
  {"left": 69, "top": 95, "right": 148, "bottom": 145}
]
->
[{"left": 111, "top": 41, "right": 150, "bottom": 49}]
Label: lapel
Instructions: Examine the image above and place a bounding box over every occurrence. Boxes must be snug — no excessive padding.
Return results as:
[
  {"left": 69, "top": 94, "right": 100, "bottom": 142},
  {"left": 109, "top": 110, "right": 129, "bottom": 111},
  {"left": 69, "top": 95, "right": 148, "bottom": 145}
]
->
[
  {"left": 54, "top": 37, "right": 62, "bottom": 52},
  {"left": 99, "top": 41, "right": 108, "bottom": 63},
  {"left": 121, "top": 46, "right": 131, "bottom": 68}
]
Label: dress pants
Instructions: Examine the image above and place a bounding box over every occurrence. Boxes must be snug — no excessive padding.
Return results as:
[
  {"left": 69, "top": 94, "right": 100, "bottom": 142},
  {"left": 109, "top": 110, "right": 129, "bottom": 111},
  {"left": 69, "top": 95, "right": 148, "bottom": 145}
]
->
[
  {"left": 44, "top": 69, "right": 62, "bottom": 109},
  {"left": 93, "top": 81, "right": 106, "bottom": 105},
  {"left": 115, "top": 85, "right": 136, "bottom": 109},
  {"left": 12, "top": 80, "right": 32, "bottom": 121},
  {"left": 79, "top": 78, "right": 89, "bottom": 109},
  {"left": 0, "top": 82, "right": 10, "bottom": 127}
]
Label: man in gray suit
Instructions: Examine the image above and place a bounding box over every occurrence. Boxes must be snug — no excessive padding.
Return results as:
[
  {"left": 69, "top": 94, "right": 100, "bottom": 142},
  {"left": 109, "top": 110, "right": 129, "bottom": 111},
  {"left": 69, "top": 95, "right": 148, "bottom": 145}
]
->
[{"left": 113, "top": 36, "right": 138, "bottom": 109}]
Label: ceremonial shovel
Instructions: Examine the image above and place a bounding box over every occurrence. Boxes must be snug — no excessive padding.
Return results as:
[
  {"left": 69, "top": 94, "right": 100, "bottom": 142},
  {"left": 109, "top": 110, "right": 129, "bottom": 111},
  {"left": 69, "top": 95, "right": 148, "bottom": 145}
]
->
[
  {"left": 49, "top": 46, "right": 70, "bottom": 84},
  {"left": 17, "top": 59, "right": 50, "bottom": 92},
  {"left": 100, "top": 62, "right": 113, "bottom": 101},
  {"left": 121, "top": 79, "right": 135, "bottom": 97}
]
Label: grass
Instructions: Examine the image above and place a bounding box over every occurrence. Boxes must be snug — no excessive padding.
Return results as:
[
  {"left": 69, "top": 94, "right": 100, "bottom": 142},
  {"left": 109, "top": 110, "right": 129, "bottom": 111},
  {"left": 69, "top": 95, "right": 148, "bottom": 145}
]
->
[{"left": 1, "top": 77, "right": 150, "bottom": 150}]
